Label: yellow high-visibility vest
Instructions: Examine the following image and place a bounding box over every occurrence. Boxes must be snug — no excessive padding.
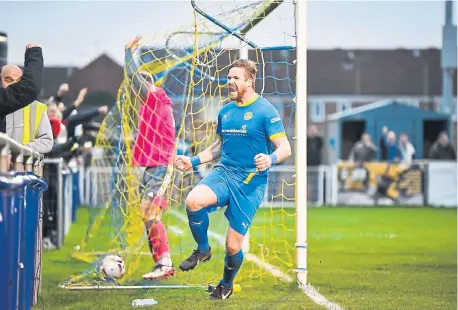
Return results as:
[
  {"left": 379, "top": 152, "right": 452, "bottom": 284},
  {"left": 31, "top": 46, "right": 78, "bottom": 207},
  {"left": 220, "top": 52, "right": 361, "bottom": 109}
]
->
[{"left": 22, "top": 101, "right": 48, "bottom": 145}]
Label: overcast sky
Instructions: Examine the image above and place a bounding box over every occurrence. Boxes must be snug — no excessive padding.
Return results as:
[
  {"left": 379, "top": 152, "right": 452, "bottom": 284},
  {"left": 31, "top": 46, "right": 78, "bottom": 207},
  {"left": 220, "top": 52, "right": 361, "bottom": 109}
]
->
[{"left": 1, "top": 0, "right": 455, "bottom": 67}]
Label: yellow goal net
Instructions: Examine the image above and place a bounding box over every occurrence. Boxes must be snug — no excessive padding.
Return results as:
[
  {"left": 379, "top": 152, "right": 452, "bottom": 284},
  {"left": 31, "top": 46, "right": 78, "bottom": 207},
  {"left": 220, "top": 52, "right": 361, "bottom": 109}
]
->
[{"left": 63, "top": 0, "right": 298, "bottom": 290}]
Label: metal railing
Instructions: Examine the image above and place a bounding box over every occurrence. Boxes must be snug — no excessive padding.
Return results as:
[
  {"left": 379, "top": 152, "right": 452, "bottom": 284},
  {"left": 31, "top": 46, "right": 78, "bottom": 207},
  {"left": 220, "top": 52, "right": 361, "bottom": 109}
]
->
[
  {"left": 0, "top": 133, "right": 47, "bottom": 310},
  {"left": 42, "top": 158, "right": 81, "bottom": 249}
]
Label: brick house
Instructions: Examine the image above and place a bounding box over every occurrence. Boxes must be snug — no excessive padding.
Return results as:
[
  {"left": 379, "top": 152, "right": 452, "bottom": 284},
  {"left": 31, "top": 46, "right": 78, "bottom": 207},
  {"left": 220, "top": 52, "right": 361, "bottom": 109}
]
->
[{"left": 41, "top": 53, "right": 122, "bottom": 109}]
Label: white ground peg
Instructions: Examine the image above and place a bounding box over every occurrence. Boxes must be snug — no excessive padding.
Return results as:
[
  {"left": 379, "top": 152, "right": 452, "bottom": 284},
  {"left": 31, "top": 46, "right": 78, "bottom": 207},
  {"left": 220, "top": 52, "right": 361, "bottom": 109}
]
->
[{"left": 132, "top": 299, "right": 159, "bottom": 307}]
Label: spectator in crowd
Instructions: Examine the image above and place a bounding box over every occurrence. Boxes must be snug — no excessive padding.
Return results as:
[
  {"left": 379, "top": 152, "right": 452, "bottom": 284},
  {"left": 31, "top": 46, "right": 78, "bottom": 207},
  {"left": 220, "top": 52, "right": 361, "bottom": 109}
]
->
[
  {"left": 307, "top": 124, "right": 323, "bottom": 166},
  {"left": 78, "top": 121, "right": 100, "bottom": 168},
  {"left": 398, "top": 132, "right": 415, "bottom": 165},
  {"left": 48, "top": 83, "right": 70, "bottom": 111},
  {"left": 42, "top": 84, "right": 108, "bottom": 249},
  {"left": 47, "top": 92, "right": 106, "bottom": 141},
  {"left": 52, "top": 85, "right": 88, "bottom": 129},
  {"left": 379, "top": 126, "right": 389, "bottom": 160},
  {"left": 47, "top": 86, "right": 89, "bottom": 143},
  {"left": 381, "top": 130, "right": 401, "bottom": 162},
  {"left": 348, "top": 132, "right": 377, "bottom": 163},
  {"left": 2, "top": 64, "right": 53, "bottom": 154},
  {"left": 306, "top": 125, "right": 323, "bottom": 202},
  {"left": 429, "top": 131, "right": 457, "bottom": 160},
  {"left": 0, "top": 44, "right": 43, "bottom": 133}
]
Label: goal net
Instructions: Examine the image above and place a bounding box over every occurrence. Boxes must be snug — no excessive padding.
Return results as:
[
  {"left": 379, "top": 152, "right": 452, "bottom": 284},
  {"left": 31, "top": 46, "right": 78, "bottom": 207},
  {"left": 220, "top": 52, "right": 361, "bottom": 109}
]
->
[{"left": 63, "top": 0, "right": 298, "bottom": 290}]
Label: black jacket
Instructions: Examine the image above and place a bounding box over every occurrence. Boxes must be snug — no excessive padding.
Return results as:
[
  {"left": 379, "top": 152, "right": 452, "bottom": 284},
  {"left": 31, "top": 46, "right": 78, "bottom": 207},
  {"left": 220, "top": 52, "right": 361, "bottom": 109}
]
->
[
  {"left": 62, "top": 107, "right": 102, "bottom": 138},
  {"left": 0, "top": 47, "right": 43, "bottom": 132},
  {"left": 307, "top": 135, "right": 323, "bottom": 166},
  {"left": 46, "top": 137, "right": 75, "bottom": 159},
  {"left": 429, "top": 142, "right": 457, "bottom": 160}
]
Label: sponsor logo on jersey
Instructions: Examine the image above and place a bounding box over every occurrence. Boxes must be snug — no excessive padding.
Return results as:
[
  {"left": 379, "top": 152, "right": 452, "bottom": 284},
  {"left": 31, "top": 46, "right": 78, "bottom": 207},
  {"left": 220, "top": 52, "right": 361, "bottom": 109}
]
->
[{"left": 222, "top": 125, "right": 247, "bottom": 136}]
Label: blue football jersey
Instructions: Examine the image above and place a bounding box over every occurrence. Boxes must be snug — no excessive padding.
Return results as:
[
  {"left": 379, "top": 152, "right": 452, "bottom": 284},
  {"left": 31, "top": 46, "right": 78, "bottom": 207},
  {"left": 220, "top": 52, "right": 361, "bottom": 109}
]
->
[{"left": 216, "top": 94, "right": 286, "bottom": 175}]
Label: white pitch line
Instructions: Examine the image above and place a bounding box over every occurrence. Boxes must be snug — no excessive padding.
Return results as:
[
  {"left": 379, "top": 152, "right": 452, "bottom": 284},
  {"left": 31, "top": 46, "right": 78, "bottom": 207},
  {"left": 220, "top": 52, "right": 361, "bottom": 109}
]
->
[
  {"left": 63, "top": 285, "right": 203, "bottom": 290},
  {"left": 244, "top": 253, "right": 292, "bottom": 282},
  {"left": 168, "top": 209, "right": 343, "bottom": 310},
  {"left": 168, "top": 225, "right": 184, "bottom": 236},
  {"left": 299, "top": 283, "right": 344, "bottom": 310}
]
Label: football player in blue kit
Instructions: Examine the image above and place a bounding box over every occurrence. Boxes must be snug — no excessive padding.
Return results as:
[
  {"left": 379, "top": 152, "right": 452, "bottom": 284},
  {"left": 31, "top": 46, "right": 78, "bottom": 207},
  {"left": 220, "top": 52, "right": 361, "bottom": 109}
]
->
[{"left": 175, "top": 59, "right": 292, "bottom": 300}]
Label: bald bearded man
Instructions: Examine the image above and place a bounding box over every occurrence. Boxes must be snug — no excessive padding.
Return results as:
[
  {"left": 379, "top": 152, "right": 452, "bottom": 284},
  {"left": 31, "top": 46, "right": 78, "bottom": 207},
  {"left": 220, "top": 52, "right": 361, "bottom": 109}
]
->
[
  {"left": 0, "top": 44, "right": 43, "bottom": 133},
  {"left": 2, "top": 64, "right": 52, "bottom": 153}
]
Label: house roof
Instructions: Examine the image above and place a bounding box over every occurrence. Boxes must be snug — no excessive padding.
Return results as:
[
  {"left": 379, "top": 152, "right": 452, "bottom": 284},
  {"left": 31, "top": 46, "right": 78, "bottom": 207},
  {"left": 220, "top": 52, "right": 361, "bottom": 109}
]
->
[
  {"left": 40, "top": 67, "right": 79, "bottom": 99},
  {"left": 162, "top": 47, "right": 455, "bottom": 96},
  {"left": 39, "top": 47, "right": 456, "bottom": 100},
  {"left": 327, "top": 99, "right": 451, "bottom": 122},
  {"left": 66, "top": 53, "right": 122, "bottom": 99}
]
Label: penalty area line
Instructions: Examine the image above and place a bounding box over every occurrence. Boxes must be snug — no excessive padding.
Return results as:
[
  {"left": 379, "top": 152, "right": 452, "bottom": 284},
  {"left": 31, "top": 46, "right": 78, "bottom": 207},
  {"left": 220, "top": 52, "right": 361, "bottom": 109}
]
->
[{"left": 169, "top": 209, "right": 344, "bottom": 310}]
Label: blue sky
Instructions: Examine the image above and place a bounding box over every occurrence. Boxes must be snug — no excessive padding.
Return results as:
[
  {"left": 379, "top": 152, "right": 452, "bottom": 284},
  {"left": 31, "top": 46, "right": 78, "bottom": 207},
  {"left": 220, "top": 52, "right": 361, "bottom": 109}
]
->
[{"left": 0, "top": 1, "right": 455, "bottom": 66}]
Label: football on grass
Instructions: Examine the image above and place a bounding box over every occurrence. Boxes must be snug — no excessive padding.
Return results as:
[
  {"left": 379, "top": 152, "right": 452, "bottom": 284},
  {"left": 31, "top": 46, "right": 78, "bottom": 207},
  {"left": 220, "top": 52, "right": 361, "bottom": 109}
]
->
[{"left": 101, "top": 255, "right": 125, "bottom": 279}]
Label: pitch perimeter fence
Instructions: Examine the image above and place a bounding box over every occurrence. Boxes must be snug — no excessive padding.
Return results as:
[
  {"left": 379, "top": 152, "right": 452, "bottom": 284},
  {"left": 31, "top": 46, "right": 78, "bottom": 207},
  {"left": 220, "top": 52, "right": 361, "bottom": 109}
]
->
[{"left": 0, "top": 133, "right": 47, "bottom": 310}]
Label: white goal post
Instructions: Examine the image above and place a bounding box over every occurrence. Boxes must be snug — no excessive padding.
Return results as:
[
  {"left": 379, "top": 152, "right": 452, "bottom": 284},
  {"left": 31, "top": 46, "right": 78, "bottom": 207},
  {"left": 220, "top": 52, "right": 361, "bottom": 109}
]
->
[
  {"left": 295, "top": 0, "right": 308, "bottom": 286},
  {"left": 239, "top": 41, "right": 251, "bottom": 253},
  {"left": 236, "top": 0, "right": 309, "bottom": 285}
]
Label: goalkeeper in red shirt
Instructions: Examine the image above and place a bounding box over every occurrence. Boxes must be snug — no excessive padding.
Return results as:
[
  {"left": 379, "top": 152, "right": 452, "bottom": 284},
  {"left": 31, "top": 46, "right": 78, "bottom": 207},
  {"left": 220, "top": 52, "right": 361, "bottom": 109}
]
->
[{"left": 124, "top": 36, "right": 176, "bottom": 280}]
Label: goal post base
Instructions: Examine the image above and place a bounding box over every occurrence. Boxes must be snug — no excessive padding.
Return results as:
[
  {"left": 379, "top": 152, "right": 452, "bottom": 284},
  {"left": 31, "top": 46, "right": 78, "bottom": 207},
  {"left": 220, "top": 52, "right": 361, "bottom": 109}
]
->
[{"left": 294, "top": 269, "right": 308, "bottom": 288}]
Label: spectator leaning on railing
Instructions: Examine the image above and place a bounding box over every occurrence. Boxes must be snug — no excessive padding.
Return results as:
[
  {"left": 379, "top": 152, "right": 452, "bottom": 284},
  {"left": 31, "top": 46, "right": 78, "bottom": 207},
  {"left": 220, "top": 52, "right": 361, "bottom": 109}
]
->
[
  {"left": 2, "top": 64, "right": 53, "bottom": 154},
  {"left": 429, "top": 131, "right": 457, "bottom": 160},
  {"left": 398, "top": 132, "right": 415, "bottom": 165},
  {"left": 307, "top": 124, "right": 323, "bottom": 166},
  {"left": 348, "top": 132, "right": 377, "bottom": 163},
  {"left": 382, "top": 131, "right": 401, "bottom": 162},
  {"left": 0, "top": 44, "right": 43, "bottom": 133}
]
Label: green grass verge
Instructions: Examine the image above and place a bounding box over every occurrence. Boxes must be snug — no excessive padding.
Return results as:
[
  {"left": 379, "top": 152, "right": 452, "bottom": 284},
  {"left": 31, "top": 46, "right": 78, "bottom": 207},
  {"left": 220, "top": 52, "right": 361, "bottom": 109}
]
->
[{"left": 34, "top": 206, "right": 456, "bottom": 310}]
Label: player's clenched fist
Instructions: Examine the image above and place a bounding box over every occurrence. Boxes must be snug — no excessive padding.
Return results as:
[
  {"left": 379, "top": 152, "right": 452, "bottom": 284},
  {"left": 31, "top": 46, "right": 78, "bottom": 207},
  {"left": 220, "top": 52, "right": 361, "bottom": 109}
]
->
[
  {"left": 175, "top": 155, "right": 192, "bottom": 171},
  {"left": 254, "top": 153, "right": 272, "bottom": 171}
]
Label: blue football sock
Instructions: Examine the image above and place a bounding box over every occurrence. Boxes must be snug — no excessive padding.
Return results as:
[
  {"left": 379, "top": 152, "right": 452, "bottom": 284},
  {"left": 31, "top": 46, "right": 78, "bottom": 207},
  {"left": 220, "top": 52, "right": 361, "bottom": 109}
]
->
[
  {"left": 221, "top": 250, "right": 244, "bottom": 288},
  {"left": 186, "top": 208, "right": 210, "bottom": 254}
]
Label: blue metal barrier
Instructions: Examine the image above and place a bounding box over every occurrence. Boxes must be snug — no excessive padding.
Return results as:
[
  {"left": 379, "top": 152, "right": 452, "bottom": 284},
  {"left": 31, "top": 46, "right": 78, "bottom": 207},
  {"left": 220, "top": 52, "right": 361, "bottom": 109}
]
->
[
  {"left": 62, "top": 169, "right": 70, "bottom": 239},
  {"left": 19, "top": 173, "right": 47, "bottom": 310},
  {"left": 0, "top": 133, "right": 47, "bottom": 310},
  {"left": 1, "top": 174, "right": 23, "bottom": 310},
  {"left": 0, "top": 173, "right": 47, "bottom": 310},
  {"left": 0, "top": 177, "right": 9, "bottom": 305},
  {"left": 71, "top": 170, "right": 80, "bottom": 222}
]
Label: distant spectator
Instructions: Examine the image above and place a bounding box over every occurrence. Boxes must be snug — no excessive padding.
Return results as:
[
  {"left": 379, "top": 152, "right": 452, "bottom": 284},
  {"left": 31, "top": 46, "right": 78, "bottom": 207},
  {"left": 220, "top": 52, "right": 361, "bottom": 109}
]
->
[
  {"left": 379, "top": 126, "right": 389, "bottom": 160},
  {"left": 47, "top": 100, "right": 107, "bottom": 144},
  {"left": 382, "top": 131, "right": 401, "bottom": 162},
  {"left": 48, "top": 82, "right": 70, "bottom": 112},
  {"left": 429, "top": 131, "right": 456, "bottom": 160},
  {"left": 398, "top": 132, "right": 415, "bottom": 165},
  {"left": 78, "top": 122, "right": 100, "bottom": 168},
  {"left": 307, "top": 125, "right": 323, "bottom": 166},
  {"left": 348, "top": 132, "right": 377, "bottom": 163},
  {"left": 306, "top": 125, "right": 323, "bottom": 203}
]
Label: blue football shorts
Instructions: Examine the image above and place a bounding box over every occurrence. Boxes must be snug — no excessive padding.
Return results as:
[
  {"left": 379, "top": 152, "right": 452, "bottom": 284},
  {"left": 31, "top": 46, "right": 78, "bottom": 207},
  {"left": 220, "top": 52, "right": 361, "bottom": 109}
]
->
[{"left": 198, "top": 166, "right": 267, "bottom": 235}]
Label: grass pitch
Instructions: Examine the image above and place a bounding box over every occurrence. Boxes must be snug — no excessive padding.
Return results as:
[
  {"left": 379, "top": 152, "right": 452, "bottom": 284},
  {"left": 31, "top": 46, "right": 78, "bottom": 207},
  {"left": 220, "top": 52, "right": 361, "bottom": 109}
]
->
[{"left": 34, "top": 206, "right": 456, "bottom": 310}]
